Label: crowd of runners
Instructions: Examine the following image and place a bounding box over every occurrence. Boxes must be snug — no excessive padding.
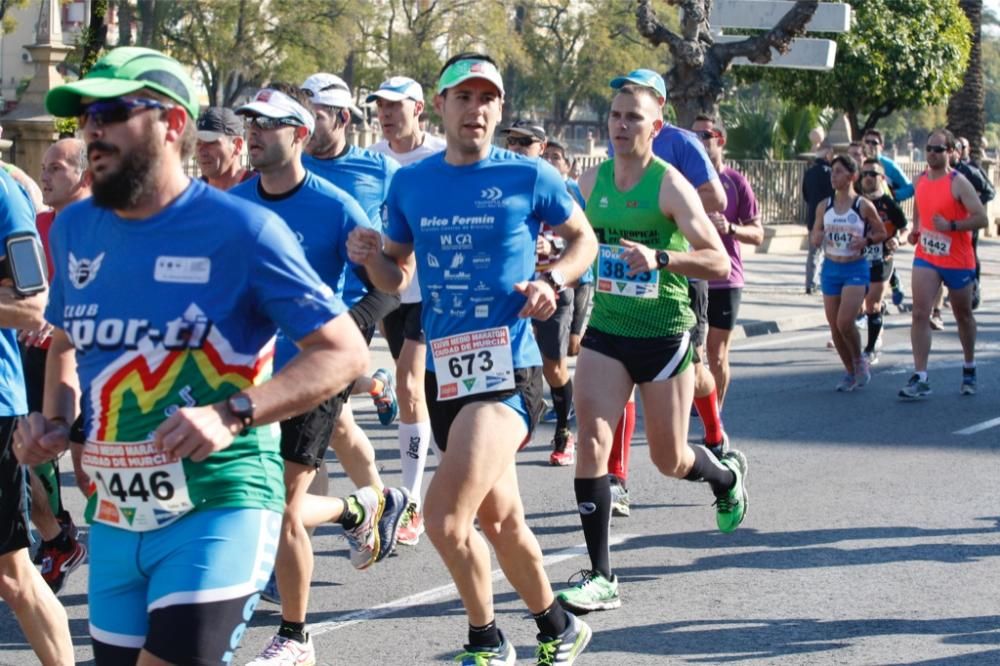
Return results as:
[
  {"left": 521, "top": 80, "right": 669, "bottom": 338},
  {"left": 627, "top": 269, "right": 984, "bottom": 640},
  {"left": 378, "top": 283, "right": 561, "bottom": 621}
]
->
[{"left": 0, "top": 44, "right": 989, "bottom": 666}]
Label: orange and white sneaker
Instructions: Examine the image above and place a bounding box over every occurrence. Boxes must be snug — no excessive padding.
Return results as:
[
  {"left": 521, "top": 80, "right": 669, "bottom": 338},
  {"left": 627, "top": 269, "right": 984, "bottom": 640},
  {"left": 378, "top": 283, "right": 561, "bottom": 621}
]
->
[
  {"left": 549, "top": 429, "right": 576, "bottom": 466},
  {"left": 397, "top": 501, "right": 424, "bottom": 546}
]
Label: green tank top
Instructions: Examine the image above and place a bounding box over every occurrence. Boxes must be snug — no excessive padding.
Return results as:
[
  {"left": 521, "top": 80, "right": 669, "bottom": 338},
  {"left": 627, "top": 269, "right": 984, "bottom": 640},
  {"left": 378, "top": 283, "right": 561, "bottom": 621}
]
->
[{"left": 586, "top": 157, "right": 694, "bottom": 337}]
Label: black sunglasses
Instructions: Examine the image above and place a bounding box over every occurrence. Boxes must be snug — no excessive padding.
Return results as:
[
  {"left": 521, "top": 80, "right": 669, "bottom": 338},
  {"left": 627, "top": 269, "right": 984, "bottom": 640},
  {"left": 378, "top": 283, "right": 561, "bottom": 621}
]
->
[
  {"left": 864, "top": 139, "right": 881, "bottom": 146},
  {"left": 506, "top": 136, "right": 539, "bottom": 147},
  {"left": 244, "top": 115, "right": 304, "bottom": 130},
  {"left": 79, "top": 97, "right": 173, "bottom": 127},
  {"left": 696, "top": 130, "right": 721, "bottom": 140},
  {"left": 925, "top": 144, "right": 949, "bottom": 154},
  {"left": 861, "top": 170, "right": 883, "bottom": 178}
]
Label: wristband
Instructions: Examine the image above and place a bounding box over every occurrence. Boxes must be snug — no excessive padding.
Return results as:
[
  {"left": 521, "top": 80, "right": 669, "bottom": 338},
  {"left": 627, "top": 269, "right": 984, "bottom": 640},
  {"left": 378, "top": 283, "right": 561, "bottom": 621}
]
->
[
  {"left": 727, "top": 223, "right": 735, "bottom": 236},
  {"left": 950, "top": 221, "right": 958, "bottom": 232}
]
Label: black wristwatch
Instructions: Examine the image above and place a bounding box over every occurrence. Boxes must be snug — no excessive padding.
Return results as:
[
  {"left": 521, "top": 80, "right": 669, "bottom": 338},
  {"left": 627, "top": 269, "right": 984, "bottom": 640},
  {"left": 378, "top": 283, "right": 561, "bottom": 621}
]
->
[
  {"left": 655, "top": 250, "right": 670, "bottom": 269},
  {"left": 542, "top": 269, "right": 567, "bottom": 291},
  {"left": 226, "top": 392, "right": 255, "bottom": 432}
]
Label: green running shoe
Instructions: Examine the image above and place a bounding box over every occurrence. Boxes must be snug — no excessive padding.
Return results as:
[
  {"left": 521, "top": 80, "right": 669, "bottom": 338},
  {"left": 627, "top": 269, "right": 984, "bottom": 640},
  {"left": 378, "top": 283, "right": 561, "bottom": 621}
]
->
[
  {"left": 454, "top": 632, "right": 515, "bottom": 665},
  {"left": 556, "top": 570, "right": 621, "bottom": 613},
  {"left": 716, "top": 450, "right": 748, "bottom": 533},
  {"left": 535, "top": 611, "right": 592, "bottom": 665}
]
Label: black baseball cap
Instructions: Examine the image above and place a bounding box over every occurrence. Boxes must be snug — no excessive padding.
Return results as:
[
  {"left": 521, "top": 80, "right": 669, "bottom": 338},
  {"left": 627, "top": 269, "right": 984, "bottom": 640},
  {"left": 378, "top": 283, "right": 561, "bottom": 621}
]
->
[
  {"left": 502, "top": 119, "right": 546, "bottom": 142},
  {"left": 197, "top": 107, "right": 243, "bottom": 141}
]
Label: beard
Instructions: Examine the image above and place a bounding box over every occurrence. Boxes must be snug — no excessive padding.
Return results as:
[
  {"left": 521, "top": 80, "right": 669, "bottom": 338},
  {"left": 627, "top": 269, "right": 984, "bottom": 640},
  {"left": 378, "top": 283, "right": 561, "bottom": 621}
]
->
[{"left": 90, "top": 138, "right": 162, "bottom": 210}]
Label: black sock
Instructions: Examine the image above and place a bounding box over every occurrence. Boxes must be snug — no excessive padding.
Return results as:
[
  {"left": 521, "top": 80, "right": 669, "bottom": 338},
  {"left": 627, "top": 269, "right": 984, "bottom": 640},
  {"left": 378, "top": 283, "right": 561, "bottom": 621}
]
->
[
  {"left": 574, "top": 476, "right": 612, "bottom": 579},
  {"left": 533, "top": 602, "right": 569, "bottom": 639},
  {"left": 684, "top": 445, "right": 736, "bottom": 498},
  {"left": 277, "top": 619, "right": 307, "bottom": 644},
  {"left": 44, "top": 530, "right": 71, "bottom": 551},
  {"left": 468, "top": 620, "right": 501, "bottom": 648},
  {"left": 551, "top": 380, "right": 573, "bottom": 432},
  {"left": 337, "top": 495, "right": 363, "bottom": 530},
  {"left": 866, "top": 313, "right": 883, "bottom": 352}
]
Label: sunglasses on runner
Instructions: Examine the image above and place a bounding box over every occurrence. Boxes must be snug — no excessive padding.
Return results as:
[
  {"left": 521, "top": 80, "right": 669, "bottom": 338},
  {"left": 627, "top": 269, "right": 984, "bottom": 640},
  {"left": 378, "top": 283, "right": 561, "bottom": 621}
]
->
[
  {"left": 861, "top": 170, "right": 883, "bottom": 178},
  {"left": 244, "top": 115, "right": 305, "bottom": 130},
  {"left": 696, "top": 130, "right": 721, "bottom": 140},
  {"left": 78, "top": 97, "right": 173, "bottom": 127},
  {"left": 925, "top": 144, "right": 949, "bottom": 154},
  {"left": 506, "top": 136, "right": 539, "bottom": 147},
  {"left": 864, "top": 139, "right": 881, "bottom": 146}
]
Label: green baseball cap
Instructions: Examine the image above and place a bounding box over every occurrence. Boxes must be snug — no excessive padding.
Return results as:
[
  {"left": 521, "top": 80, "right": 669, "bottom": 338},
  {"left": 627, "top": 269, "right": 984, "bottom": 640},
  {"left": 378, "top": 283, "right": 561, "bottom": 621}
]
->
[
  {"left": 436, "top": 58, "right": 505, "bottom": 96},
  {"left": 46, "top": 47, "right": 200, "bottom": 119}
]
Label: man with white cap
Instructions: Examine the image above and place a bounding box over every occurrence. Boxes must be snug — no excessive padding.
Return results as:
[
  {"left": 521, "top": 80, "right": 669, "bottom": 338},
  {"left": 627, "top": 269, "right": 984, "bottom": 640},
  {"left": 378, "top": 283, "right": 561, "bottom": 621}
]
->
[
  {"left": 366, "top": 75, "right": 447, "bottom": 547},
  {"left": 195, "top": 106, "right": 252, "bottom": 190},
  {"left": 349, "top": 51, "right": 597, "bottom": 665},
  {"left": 294, "top": 73, "right": 400, "bottom": 547},
  {"left": 231, "top": 82, "right": 409, "bottom": 666}
]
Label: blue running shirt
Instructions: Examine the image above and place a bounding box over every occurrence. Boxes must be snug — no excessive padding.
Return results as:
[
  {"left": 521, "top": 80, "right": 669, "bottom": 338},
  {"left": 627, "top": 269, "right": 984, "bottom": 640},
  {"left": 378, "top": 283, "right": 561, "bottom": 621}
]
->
[
  {"left": 0, "top": 169, "right": 38, "bottom": 416},
  {"left": 45, "top": 179, "right": 344, "bottom": 519},
  {"left": 384, "top": 147, "right": 575, "bottom": 378},
  {"left": 303, "top": 146, "right": 399, "bottom": 305},
  {"left": 230, "top": 171, "right": 371, "bottom": 370}
]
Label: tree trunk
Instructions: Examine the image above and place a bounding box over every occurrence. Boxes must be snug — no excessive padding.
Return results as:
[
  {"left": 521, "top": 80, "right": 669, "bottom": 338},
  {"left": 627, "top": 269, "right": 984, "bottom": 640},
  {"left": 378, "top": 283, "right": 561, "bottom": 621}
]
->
[
  {"left": 79, "top": 0, "right": 109, "bottom": 77},
  {"left": 137, "top": 0, "right": 157, "bottom": 46},
  {"left": 636, "top": 0, "right": 818, "bottom": 126},
  {"left": 116, "top": 0, "right": 132, "bottom": 46},
  {"left": 947, "top": 0, "right": 984, "bottom": 162}
]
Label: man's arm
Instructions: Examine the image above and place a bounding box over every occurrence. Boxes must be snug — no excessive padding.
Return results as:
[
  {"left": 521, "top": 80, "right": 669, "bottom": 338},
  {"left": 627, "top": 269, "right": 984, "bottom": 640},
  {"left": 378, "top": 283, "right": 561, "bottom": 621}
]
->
[
  {"left": 13, "top": 327, "right": 78, "bottom": 466},
  {"left": 950, "top": 175, "right": 988, "bottom": 231},
  {"left": 546, "top": 203, "right": 598, "bottom": 285},
  {"left": 0, "top": 283, "right": 47, "bottom": 330},
  {"left": 880, "top": 156, "right": 914, "bottom": 202},
  {"left": 154, "top": 311, "right": 368, "bottom": 461},
  {"left": 696, "top": 179, "right": 727, "bottom": 214},
  {"left": 648, "top": 168, "right": 729, "bottom": 280}
]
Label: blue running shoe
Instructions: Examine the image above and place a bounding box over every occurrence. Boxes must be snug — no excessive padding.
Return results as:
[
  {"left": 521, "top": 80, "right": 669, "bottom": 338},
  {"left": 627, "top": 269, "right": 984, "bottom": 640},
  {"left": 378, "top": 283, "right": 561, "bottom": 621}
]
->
[
  {"left": 372, "top": 368, "right": 398, "bottom": 426},
  {"left": 375, "top": 486, "right": 410, "bottom": 563}
]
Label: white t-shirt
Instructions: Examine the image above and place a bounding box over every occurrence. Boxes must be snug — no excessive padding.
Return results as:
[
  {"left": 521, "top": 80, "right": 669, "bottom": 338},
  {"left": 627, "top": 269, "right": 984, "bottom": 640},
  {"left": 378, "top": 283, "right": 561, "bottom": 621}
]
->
[{"left": 369, "top": 133, "right": 447, "bottom": 302}]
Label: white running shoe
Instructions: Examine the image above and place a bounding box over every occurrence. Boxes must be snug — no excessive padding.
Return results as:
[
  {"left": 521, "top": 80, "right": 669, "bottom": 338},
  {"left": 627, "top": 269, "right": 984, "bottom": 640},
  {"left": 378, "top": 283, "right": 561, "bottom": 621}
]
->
[
  {"left": 245, "top": 634, "right": 316, "bottom": 666},
  {"left": 344, "top": 485, "right": 384, "bottom": 570}
]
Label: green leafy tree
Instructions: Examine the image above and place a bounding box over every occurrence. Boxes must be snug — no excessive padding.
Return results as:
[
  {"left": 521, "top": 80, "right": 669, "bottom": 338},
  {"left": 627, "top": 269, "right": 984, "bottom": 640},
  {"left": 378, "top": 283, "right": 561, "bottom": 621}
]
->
[
  {"left": 518, "top": 0, "right": 653, "bottom": 137},
  {"left": 0, "top": 0, "right": 30, "bottom": 35},
  {"left": 742, "top": 0, "right": 972, "bottom": 137}
]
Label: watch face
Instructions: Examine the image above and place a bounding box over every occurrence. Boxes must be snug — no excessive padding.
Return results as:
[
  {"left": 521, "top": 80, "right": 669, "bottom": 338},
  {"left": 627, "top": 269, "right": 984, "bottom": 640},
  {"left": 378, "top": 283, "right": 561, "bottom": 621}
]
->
[{"left": 229, "top": 394, "right": 253, "bottom": 414}]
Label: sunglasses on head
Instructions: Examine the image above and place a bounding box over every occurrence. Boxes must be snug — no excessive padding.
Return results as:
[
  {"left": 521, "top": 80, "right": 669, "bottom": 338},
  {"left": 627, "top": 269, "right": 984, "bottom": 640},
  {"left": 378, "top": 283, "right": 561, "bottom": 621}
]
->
[
  {"left": 506, "top": 136, "right": 539, "bottom": 147},
  {"left": 245, "top": 115, "right": 304, "bottom": 130},
  {"left": 78, "top": 97, "right": 173, "bottom": 127},
  {"left": 862, "top": 170, "right": 883, "bottom": 178},
  {"left": 696, "top": 130, "right": 721, "bottom": 140},
  {"left": 925, "top": 144, "right": 948, "bottom": 154}
]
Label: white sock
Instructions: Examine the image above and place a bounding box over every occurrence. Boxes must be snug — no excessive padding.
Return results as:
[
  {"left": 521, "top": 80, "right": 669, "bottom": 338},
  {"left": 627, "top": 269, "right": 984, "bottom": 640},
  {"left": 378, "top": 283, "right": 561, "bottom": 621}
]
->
[{"left": 399, "top": 421, "right": 431, "bottom": 504}]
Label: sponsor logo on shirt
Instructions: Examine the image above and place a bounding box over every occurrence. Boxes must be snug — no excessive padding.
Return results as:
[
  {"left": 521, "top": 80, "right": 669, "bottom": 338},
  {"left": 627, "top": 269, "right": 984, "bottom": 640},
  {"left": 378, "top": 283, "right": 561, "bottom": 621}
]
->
[
  {"left": 440, "top": 233, "right": 474, "bottom": 249},
  {"left": 475, "top": 304, "right": 489, "bottom": 318},
  {"left": 68, "top": 252, "right": 105, "bottom": 289},
  {"left": 154, "top": 256, "right": 211, "bottom": 284},
  {"left": 475, "top": 187, "right": 504, "bottom": 209}
]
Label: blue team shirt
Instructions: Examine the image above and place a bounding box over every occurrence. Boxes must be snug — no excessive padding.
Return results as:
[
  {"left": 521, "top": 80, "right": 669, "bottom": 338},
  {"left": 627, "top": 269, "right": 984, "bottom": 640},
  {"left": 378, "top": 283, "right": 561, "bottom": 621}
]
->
[
  {"left": 564, "top": 178, "right": 592, "bottom": 285},
  {"left": 45, "top": 179, "right": 345, "bottom": 443},
  {"left": 303, "top": 146, "right": 399, "bottom": 305},
  {"left": 608, "top": 123, "right": 718, "bottom": 188},
  {"left": 385, "top": 147, "right": 575, "bottom": 369},
  {"left": 0, "top": 169, "right": 38, "bottom": 416},
  {"left": 230, "top": 171, "right": 371, "bottom": 370}
]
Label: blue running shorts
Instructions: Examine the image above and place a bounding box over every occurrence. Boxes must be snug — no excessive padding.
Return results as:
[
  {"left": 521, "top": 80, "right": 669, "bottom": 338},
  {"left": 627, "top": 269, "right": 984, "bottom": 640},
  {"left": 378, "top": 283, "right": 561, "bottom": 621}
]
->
[{"left": 821, "top": 257, "right": 869, "bottom": 296}]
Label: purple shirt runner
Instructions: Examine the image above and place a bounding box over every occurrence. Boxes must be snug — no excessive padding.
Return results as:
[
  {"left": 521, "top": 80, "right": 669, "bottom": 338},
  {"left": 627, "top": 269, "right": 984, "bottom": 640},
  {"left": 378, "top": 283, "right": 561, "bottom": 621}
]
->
[{"left": 711, "top": 166, "right": 759, "bottom": 289}]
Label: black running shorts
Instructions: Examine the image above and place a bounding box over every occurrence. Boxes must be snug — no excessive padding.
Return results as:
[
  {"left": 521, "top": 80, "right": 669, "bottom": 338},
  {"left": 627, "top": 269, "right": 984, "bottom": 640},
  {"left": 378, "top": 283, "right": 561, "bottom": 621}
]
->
[{"left": 582, "top": 327, "right": 693, "bottom": 385}]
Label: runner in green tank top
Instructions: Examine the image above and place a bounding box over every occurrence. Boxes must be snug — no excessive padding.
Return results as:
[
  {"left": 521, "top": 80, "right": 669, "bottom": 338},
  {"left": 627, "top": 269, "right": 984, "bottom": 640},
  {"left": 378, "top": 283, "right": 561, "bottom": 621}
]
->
[
  {"left": 586, "top": 156, "right": 695, "bottom": 337},
  {"left": 557, "top": 74, "right": 751, "bottom": 615}
]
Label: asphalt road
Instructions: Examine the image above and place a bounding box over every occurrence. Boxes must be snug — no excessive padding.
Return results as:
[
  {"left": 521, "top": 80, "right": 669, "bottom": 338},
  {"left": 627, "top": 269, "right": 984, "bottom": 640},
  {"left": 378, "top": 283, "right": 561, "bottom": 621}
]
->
[{"left": 2, "top": 304, "right": 998, "bottom": 665}]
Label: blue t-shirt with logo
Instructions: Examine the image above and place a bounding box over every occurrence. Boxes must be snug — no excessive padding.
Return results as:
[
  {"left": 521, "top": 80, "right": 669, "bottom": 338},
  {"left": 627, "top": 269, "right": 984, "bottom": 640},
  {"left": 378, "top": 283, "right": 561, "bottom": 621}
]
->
[
  {"left": 564, "top": 178, "right": 592, "bottom": 285},
  {"left": 303, "top": 146, "right": 399, "bottom": 305},
  {"left": 385, "top": 146, "right": 575, "bottom": 369},
  {"left": 45, "top": 179, "right": 343, "bottom": 457},
  {"left": 231, "top": 171, "right": 371, "bottom": 370},
  {"left": 0, "top": 169, "right": 38, "bottom": 416}
]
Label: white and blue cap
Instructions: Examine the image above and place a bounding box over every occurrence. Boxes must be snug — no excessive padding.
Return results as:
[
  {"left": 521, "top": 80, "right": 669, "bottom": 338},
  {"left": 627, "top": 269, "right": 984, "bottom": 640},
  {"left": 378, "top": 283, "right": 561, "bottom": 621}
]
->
[
  {"left": 236, "top": 88, "right": 315, "bottom": 135},
  {"left": 366, "top": 76, "right": 424, "bottom": 104},
  {"left": 609, "top": 68, "right": 667, "bottom": 106},
  {"left": 301, "top": 72, "right": 364, "bottom": 120}
]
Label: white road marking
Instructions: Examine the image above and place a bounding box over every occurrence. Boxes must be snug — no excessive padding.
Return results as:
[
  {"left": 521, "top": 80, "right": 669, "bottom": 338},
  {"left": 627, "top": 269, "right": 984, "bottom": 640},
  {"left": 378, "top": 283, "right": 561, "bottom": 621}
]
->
[
  {"left": 954, "top": 417, "right": 1000, "bottom": 435},
  {"left": 306, "top": 533, "right": 639, "bottom": 637}
]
